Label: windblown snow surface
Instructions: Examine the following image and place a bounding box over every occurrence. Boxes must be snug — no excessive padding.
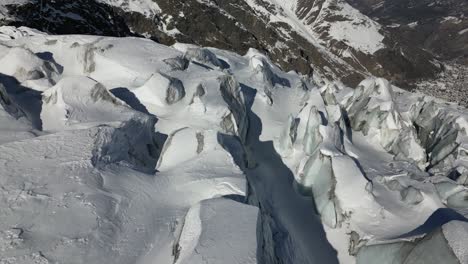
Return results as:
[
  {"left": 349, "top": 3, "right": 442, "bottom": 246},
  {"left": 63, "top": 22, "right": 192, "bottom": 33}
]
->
[{"left": 0, "top": 26, "right": 467, "bottom": 264}]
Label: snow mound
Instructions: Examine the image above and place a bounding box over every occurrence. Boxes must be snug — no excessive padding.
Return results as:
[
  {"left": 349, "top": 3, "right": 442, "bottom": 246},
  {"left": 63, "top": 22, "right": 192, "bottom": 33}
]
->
[
  {"left": 41, "top": 76, "right": 138, "bottom": 131},
  {"left": 157, "top": 127, "right": 207, "bottom": 171},
  {"left": 133, "top": 72, "right": 186, "bottom": 107},
  {"left": 0, "top": 46, "right": 60, "bottom": 85}
]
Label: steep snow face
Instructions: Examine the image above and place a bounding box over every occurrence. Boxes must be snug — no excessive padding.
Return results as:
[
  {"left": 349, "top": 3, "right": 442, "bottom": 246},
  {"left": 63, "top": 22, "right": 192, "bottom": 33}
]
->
[{"left": 0, "top": 26, "right": 467, "bottom": 264}]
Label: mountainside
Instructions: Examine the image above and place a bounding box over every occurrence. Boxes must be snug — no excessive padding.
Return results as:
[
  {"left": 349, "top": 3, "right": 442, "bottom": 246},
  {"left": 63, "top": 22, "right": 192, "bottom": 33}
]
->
[
  {"left": 0, "top": 26, "right": 467, "bottom": 264},
  {"left": 0, "top": 0, "right": 445, "bottom": 87},
  {"left": 348, "top": 0, "right": 468, "bottom": 63}
]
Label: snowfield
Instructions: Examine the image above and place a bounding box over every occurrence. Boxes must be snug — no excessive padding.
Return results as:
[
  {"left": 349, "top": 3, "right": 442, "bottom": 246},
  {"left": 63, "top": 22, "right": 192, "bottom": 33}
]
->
[{"left": 0, "top": 26, "right": 467, "bottom": 264}]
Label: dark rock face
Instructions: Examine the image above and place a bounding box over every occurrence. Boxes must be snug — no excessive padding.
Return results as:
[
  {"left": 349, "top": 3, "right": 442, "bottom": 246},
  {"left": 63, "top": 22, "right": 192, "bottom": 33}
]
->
[
  {"left": 2, "top": 0, "right": 132, "bottom": 36},
  {"left": 347, "top": 0, "right": 468, "bottom": 64},
  {"left": 0, "top": 0, "right": 454, "bottom": 88}
]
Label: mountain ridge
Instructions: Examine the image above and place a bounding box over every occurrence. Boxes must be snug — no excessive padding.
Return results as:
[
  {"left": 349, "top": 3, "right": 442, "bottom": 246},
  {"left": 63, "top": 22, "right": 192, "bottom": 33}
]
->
[{"left": 0, "top": 0, "right": 451, "bottom": 88}]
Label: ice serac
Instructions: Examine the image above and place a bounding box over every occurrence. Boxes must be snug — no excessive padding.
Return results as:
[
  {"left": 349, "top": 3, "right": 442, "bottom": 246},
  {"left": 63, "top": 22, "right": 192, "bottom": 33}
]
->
[
  {"left": 346, "top": 78, "right": 426, "bottom": 167},
  {"left": 92, "top": 116, "right": 159, "bottom": 169},
  {"left": 174, "top": 198, "right": 259, "bottom": 264},
  {"left": 303, "top": 106, "right": 324, "bottom": 155},
  {"left": 163, "top": 56, "right": 189, "bottom": 71},
  {"left": 133, "top": 72, "right": 185, "bottom": 107},
  {"left": 270, "top": 76, "right": 468, "bottom": 263},
  {"left": 218, "top": 75, "right": 249, "bottom": 143},
  {"left": 248, "top": 49, "right": 289, "bottom": 91},
  {"left": 184, "top": 47, "right": 225, "bottom": 69},
  {"left": 297, "top": 150, "right": 340, "bottom": 228},
  {"left": 413, "top": 99, "right": 468, "bottom": 173},
  {"left": 276, "top": 93, "right": 348, "bottom": 229},
  {"left": 406, "top": 98, "right": 468, "bottom": 210}
]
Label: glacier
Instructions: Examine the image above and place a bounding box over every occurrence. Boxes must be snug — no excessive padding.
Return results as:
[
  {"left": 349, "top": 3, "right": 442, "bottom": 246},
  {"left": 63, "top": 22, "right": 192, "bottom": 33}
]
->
[{"left": 0, "top": 26, "right": 467, "bottom": 264}]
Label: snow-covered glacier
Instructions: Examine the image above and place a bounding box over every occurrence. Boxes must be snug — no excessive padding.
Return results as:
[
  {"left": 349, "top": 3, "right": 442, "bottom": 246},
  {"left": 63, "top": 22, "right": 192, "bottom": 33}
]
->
[{"left": 0, "top": 26, "right": 467, "bottom": 264}]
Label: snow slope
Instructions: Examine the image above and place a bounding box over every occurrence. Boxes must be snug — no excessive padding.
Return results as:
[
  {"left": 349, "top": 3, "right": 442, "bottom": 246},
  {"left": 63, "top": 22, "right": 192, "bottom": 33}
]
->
[{"left": 0, "top": 26, "right": 467, "bottom": 264}]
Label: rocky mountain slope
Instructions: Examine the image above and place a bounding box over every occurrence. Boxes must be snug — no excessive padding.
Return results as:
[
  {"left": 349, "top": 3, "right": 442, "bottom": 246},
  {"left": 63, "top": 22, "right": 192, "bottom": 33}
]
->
[
  {"left": 344, "top": 0, "right": 468, "bottom": 106},
  {"left": 0, "top": 0, "right": 446, "bottom": 87},
  {"left": 0, "top": 25, "right": 467, "bottom": 264},
  {"left": 348, "top": 0, "right": 468, "bottom": 63}
]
